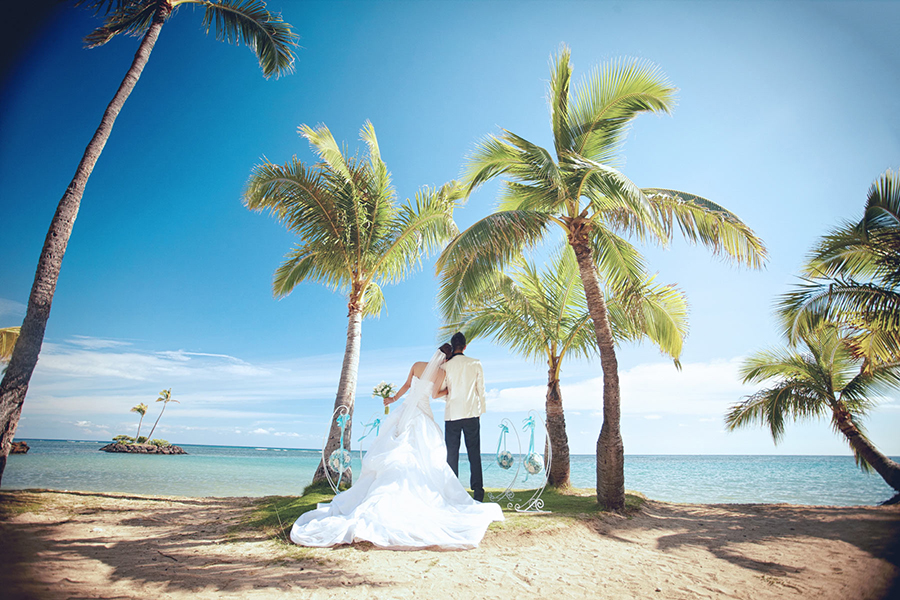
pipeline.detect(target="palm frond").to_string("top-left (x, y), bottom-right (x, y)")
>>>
top-left (644, 188), bottom-right (768, 269)
top-left (435, 210), bottom-right (553, 323)
top-left (549, 44), bottom-right (573, 157)
top-left (83, 0), bottom-right (158, 47)
top-left (0, 327), bottom-right (21, 362)
top-left (373, 182), bottom-right (462, 284)
top-left (198, 0), bottom-right (297, 78)
top-left (299, 124), bottom-right (354, 184)
top-left (587, 226), bottom-right (647, 289)
top-left (272, 244), bottom-right (343, 297)
top-left (568, 57), bottom-right (676, 164)
top-left (360, 282), bottom-right (385, 318)
top-left (725, 384), bottom-right (827, 443)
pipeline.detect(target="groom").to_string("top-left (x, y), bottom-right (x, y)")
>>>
top-left (441, 331), bottom-right (486, 502)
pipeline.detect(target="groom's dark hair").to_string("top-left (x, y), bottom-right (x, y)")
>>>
top-left (450, 332), bottom-right (466, 354)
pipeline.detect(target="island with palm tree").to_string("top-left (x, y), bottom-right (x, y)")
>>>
top-left (100, 389), bottom-right (186, 454)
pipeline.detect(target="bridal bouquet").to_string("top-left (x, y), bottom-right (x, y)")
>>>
top-left (372, 381), bottom-right (395, 415)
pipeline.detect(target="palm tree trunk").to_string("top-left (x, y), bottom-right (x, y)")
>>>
top-left (545, 358), bottom-right (570, 488)
top-left (0, 5), bottom-right (170, 486)
top-left (834, 407), bottom-right (900, 491)
top-left (146, 404), bottom-right (166, 442)
top-left (569, 228), bottom-right (625, 510)
top-left (313, 306), bottom-right (362, 486)
top-left (136, 415), bottom-right (144, 439)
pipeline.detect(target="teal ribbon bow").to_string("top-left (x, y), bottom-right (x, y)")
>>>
top-left (358, 417), bottom-right (382, 442)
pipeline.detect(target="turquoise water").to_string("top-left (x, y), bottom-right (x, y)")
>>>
top-left (4, 439), bottom-right (897, 505)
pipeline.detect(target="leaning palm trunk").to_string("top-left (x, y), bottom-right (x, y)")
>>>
top-left (834, 406), bottom-right (900, 491)
top-left (545, 362), bottom-right (570, 488)
top-left (570, 231), bottom-right (625, 510)
top-left (0, 5), bottom-right (169, 485)
top-left (313, 307), bottom-right (362, 486)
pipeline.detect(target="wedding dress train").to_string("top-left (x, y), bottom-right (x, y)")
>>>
top-left (290, 355), bottom-right (504, 550)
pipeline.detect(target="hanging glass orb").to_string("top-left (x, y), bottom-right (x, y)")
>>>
top-left (328, 448), bottom-right (352, 473)
top-left (524, 452), bottom-right (544, 475)
top-left (497, 450), bottom-right (514, 470)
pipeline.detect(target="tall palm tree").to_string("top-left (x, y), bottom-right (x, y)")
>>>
top-left (436, 45), bottom-right (767, 509)
top-left (727, 326), bottom-right (900, 493)
top-left (244, 122), bottom-right (462, 485)
top-left (0, 0), bottom-right (297, 484)
top-left (446, 246), bottom-right (687, 488)
top-left (780, 170), bottom-right (900, 366)
top-left (131, 402), bottom-right (149, 440)
top-left (146, 388), bottom-right (178, 441)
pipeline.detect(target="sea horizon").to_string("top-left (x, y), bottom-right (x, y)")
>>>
top-left (5, 439), bottom-right (898, 507)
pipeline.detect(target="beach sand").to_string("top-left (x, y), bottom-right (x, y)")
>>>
top-left (1, 490), bottom-right (898, 599)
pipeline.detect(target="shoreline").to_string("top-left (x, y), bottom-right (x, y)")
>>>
top-left (2, 489), bottom-right (898, 599)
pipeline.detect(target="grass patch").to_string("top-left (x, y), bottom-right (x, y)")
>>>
top-left (237, 482), bottom-right (647, 544)
top-left (0, 491), bottom-right (46, 519)
top-left (237, 480), bottom-right (337, 544)
top-left (492, 486), bottom-right (645, 516)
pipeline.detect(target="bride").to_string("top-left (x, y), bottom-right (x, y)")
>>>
top-left (290, 344), bottom-right (504, 550)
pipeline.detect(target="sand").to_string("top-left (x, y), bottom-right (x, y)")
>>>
top-left (1, 489), bottom-right (898, 599)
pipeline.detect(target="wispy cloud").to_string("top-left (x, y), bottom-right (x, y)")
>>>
top-left (0, 297), bottom-right (26, 322)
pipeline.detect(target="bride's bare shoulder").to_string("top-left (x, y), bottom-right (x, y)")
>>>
top-left (410, 361), bottom-right (428, 377)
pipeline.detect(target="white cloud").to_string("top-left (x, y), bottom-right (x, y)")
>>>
top-left (68, 336), bottom-right (133, 350)
top-left (644, 414), bottom-right (663, 420)
top-left (486, 357), bottom-right (755, 418)
top-left (251, 428), bottom-right (273, 435)
top-left (0, 297), bottom-right (26, 321)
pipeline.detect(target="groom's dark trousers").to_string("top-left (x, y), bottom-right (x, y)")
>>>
top-left (446, 416), bottom-right (484, 502)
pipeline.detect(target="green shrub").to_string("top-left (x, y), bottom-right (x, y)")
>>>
top-left (136, 436), bottom-right (147, 444)
top-left (113, 435), bottom-right (135, 444)
top-left (150, 439), bottom-right (170, 447)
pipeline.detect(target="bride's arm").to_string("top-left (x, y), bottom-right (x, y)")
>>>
top-left (385, 365), bottom-right (415, 406)
top-left (431, 370), bottom-right (448, 399)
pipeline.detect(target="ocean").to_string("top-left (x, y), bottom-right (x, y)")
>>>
top-left (3, 439), bottom-right (897, 506)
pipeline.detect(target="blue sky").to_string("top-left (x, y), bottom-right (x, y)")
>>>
top-left (1, 0), bottom-right (898, 456)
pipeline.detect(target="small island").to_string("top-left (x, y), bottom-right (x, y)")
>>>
top-left (99, 441), bottom-right (186, 455)
top-left (101, 389), bottom-right (185, 454)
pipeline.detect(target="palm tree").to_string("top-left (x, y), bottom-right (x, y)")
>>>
top-left (780, 170), bottom-right (900, 366)
top-left (436, 45), bottom-right (767, 509)
top-left (727, 326), bottom-right (900, 494)
top-left (446, 246), bottom-right (687, 488)
top-left (145, 389), bottom-right (178, 442)
top-left (244, 122), bottom-right (462, 485)
top-left (0, 0), bottom-right (297, 484)
top-left (131, 402), bottom-right (149, 440)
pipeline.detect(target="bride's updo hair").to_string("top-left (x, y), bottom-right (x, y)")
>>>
top-left (438, 343), bottom-right (453, 360)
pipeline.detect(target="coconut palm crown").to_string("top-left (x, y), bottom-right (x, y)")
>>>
top-left (245, 121), bottom-right (463, 485)
top-left (779, 170), bottom-right (900, 366)
top-left (727, 326), bottom-right (900, 493)
top-left (0, 0), bottom-right (297, 485)
top-left (437, 45), bottom-right (767, 508)
top-left (446, 245), bottom-right (688, 488)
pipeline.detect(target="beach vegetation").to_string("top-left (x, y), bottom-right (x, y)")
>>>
top-left (0, 0), bottom-right (298, 485)
top-left (727, 324), bottom-right (900, 494)
top-left (445, 246), bottom-right (686, 488)
top-left (112, 435), bottom-right (135, 444)
top-left (145, 388), bottom-right (178, 442)
top-left (436, 45), bottom-right (766, 509)
top-left (244, 122), bottom-right (463, 487)
top-left (149, 439), bottom-right (171, 447)
top-left (779, 169), bottom-right (900, 367)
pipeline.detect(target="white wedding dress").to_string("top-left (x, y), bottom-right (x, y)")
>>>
top-left (291, 354), bottom-right (504, 550)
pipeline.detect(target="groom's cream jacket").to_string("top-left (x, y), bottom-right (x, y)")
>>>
top-left (441, 355), bottom-right (486, 421)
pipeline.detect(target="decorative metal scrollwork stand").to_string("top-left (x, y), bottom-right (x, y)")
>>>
top-left (321, 405), bottom-right (352, 494)
top-left (487, 410), bottom-right (551, 513)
